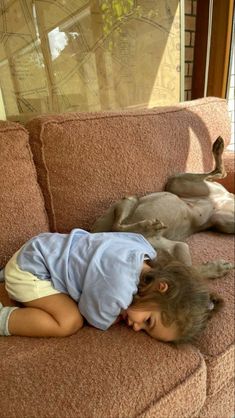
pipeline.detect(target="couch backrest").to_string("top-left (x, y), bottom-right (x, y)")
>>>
top-left (0, 122), bottom-right (49, 266)
top-left (26, 97), bottom-right (231, 233)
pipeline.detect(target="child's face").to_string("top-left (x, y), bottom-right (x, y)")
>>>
top-left (122, 308), bottom-right (178, 342)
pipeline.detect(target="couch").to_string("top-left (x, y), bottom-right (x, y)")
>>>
top-left (0, 97), bottom-right (234, 418)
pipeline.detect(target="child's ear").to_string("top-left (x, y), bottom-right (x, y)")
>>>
top-left (157, 281), bottom-right (168, 293)
top-left (142, 275), bottom-right (168, 292)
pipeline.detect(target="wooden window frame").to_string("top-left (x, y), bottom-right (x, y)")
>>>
top-left (192, 0), bottom-right (234, 99)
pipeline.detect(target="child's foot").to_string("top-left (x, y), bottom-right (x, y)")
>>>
top-left (0, 303), bottom-right (18, 336)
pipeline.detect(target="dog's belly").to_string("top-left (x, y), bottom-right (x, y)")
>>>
top-left (129, 192), bottom-right (193, 240)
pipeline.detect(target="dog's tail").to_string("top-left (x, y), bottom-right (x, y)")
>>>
top-left (0, 268), bottom-right (5, 282)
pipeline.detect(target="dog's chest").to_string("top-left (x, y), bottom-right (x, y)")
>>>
top-left (131, 193), bottom-right (189, 225)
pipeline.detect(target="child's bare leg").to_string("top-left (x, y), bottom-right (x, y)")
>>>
top-left (8, 294), bottom-right (83, 337)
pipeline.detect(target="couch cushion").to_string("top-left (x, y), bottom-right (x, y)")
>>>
top-left (0, 121), bottom-right (49, 267)
top-left (187, 232), bottom-right (234, 398)
top-left (26, 97), bottom-right (231, 232)
top-left (0, 325), bottom-right (206, 418)
top-left (198, 378), bottom-right (234, 418)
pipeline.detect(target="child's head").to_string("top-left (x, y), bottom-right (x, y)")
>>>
top-left (125, 257), bottom-right (223, 343)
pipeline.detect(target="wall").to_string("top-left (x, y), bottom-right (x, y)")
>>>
top-left (184, 0), bottom-right (197, 101)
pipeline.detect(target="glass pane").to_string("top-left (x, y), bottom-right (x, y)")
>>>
top-left (0, 0), bottom-right (182, 121)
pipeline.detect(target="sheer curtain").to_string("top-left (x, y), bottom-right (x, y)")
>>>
top-left (0, 0), bottom-right (183, 122)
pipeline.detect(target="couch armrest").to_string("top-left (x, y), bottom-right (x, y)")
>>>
top-left (216, 151), bottom-right (234, 193)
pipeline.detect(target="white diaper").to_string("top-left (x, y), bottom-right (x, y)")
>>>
top-left (5, 250), bottom-right (60, 302)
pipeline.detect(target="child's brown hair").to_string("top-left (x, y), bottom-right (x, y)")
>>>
top-left (131, 256), bottom-right (223, 343)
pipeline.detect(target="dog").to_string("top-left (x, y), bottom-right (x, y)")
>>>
top-left (91, 137), bottom-right (235, 278)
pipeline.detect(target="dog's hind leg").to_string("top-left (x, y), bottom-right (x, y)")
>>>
top-left (165, 137), bottom-right (227, 198)
top-left (206, 136), bottom-right (227, 180)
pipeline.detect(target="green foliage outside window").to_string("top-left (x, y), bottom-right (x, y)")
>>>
top-left (99, 1), bottom-right (159, 50)
top-left (100, 0), bottom-right (142, 49)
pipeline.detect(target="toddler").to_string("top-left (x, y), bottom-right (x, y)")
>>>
top-left (0, 229), bottom-right (221, 342)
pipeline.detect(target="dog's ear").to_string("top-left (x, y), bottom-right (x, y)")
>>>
top-left (208, 293), bottom-right (224, 318)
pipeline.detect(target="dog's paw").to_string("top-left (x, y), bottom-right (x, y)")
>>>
top-left (213, 137), bottom-right (224, 155)
top-left (207, 171), bottom-right (227, 181)
top-left (121, 195), bottom-right (138, 202)
top-left (151, 219), bottom-right (167, 231)
top-left (202, 259), bottom-right (234, 278)
top-left (141, 219), bottom-right (167, 235)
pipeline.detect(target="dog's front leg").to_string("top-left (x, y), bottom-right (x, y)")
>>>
top-left (194, 260), bottom-right (234, 279)
top-left (148, 236), bottom-right (192, 266)
top-left (148, 237), bottom-right (234, 279)
top-left (92, 196), bottom-right (139, 233)
top-left (112, 197), bottom-right (166, 234)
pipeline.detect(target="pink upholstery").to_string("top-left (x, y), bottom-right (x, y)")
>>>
top-left (0, 121), bottom-right (49, 267)
top-left (26, 97), bottom-right (231, 232)
top-left (0, 97), bottom-right (234, 418)
top-left (0, 327), bottom-right (207, 418)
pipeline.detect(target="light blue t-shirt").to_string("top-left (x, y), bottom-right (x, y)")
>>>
top-left (17, 229), bottom-right (156, 330)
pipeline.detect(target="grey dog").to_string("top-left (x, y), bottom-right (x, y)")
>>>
top-left (92, 137), bottom-right (234, 279)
